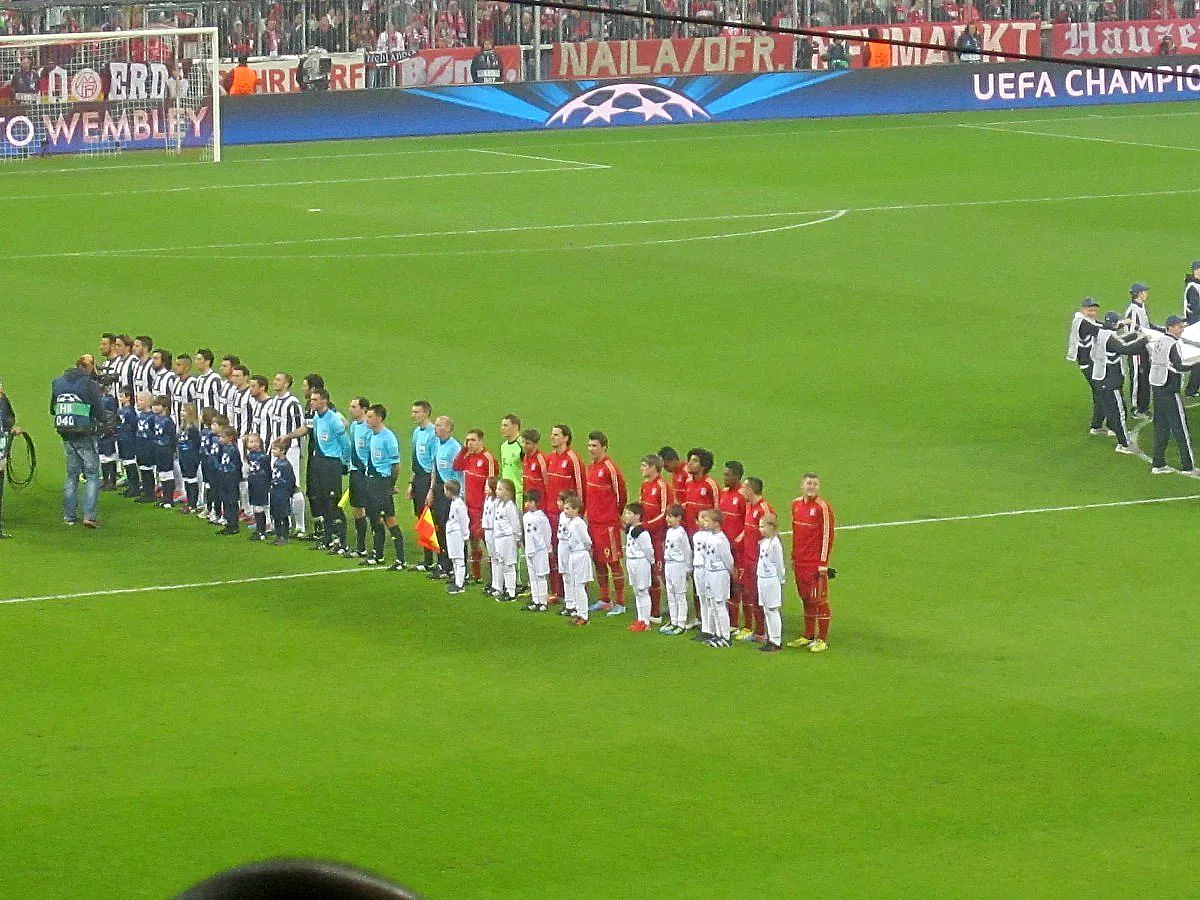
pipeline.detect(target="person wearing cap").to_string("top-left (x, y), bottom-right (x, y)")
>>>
top-left (1183, 261), bottom-right (1200, 398)
top-left (1148, 315), bottom-right (1198, 475)
top-left (1124, 282), bottom-right (1154, 419)
top-left (1066, 298), bottom-right (1108, 435)
top-left (1089, 311), bottom-right (1148, 455)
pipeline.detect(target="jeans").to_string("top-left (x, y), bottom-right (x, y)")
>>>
top-left (63, 435), bottom-right (100, 522)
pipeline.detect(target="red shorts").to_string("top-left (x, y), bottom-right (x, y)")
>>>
top-left (589, 522), bottom-right (623, 564)
top-left (468, 505), bottom-right (484, 541)
top-left (794, 564), bottom-right (828, 602)
top-left (740, 560), bottom-right (758, 604)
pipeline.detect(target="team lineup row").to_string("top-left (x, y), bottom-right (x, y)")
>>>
top-left (92, 334), bottom-right (837, 652)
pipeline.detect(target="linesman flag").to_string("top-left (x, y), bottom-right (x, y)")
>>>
top-left (416, 505), bottom-right (440, 553)
top-left (337, 488), bottom-right (352, 515)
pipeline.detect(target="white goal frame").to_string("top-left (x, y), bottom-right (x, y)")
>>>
top-left (0, 25), bottom-right (221, 162)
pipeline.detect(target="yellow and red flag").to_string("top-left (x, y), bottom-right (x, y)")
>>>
top-left (415, 505), bottom-right (440, 553)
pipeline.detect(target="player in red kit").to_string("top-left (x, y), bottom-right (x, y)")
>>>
top-left (659, 446), bottom-right (690, 518)
top-left (789, 472), bottom-right (835, 653)
top-left (545, 423), bottom-right (584, 601)
top-left (452, 428), bottom-right (498, 582)
top-left (638, 453), bottom-right (673, 622)
top-left (683, 447), bottom-right (719, 534)
top-left (584, 430), bottom-right (627, 613)
top-left (717, 460), bottom-right (747, 633)
top-left (739, 476), bottom-right (774, 642)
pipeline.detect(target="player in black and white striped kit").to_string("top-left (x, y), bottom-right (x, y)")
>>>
top-left (149, 349), bottom-right (179, 401)
top-left (192, 349), bottom-right (223, 419)
top-left (1066, 298), bottom-right (1107, 435)
top-left (1090, 311), bottom-right (1149, 455)
top-left (214, 355), bottom-right (240, 422)
top-left (263, 373), bottom-right (308, 537)
top-left (1184, 261), bottom-right (1200, 399)
top-left (113, 335), bottom-right (138, 399)
top-left (1149, 315), bottom-right (1198, 475)
top-left (1124, 282), bottom-right (1153, 419)
top-left (132, 336), bottom-right (155, 397)
top-left (170, 355), bottom-right (197, 424)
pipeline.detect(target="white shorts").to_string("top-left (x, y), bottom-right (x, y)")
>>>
top-left (526, 549), bottom-right (550, 578)
top-left (494, 534), bottom-right (517, 566)
top-left (757, 578), bottom-right (783, 610)
top-left (627, 557), bottom-right (652, 591)
top-left (705, 570), bottom-right (731, 603)
top-left (446, 532), bottom-right (466, 561)
top-left (664, 564), bottom-right (689, 595)
top-left (569, 552), bottom-right (594, 585)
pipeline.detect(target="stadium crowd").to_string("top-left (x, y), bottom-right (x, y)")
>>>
top-left (1066, 268), bottom-right (1200, 474)
top-left (51, 334), bottom-right (839, 654)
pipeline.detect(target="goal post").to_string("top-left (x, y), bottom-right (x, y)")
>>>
top-left (0, 26), bottom-right (221, 163)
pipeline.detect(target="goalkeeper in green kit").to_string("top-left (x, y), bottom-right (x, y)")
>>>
top-left (499, 413), bottom-right (527, 594)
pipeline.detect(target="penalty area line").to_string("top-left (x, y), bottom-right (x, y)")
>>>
top-left (3, 493), bottom-right (1196, 608)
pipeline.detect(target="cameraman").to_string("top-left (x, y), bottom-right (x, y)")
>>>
top-left (297, 46), bottom-right (331, 91)
top-left (0, 377), bottom-right (24, 538)
top-left (51, 354), bottom-right (106, 528)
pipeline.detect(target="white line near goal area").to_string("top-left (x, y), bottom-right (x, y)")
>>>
top-left (2, 493), bottom-right (1194, 608)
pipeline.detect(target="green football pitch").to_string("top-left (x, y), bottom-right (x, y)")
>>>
top-left (4, 102), bottom-right (1200, 898)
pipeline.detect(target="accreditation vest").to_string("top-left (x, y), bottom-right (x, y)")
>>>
top-left (228, 65), bottom-right (258, 95)
top-left (865, 41), bottom-right (891, 68)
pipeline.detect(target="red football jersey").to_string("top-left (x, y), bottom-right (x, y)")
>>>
top-left (669, 466), bottom-right (689, 512)
top-left (523, 450), bottom-right (551, 513)
top-left (718, 486), bottom-right (747, 552)
top-left (546, 448), bottom-right (584, 510)
top-left (584, 455), bottom-right (627, 526)
top-left (452, 447), bottom-right (497, 510)
top-left (683, 474), bottom-right (719, 533)
top-left (742, 497), bottom-right (775, 564)
top-left (639, 475), bottom-right (672, 533)
top-left (791, 495), bottom-right (835, 564)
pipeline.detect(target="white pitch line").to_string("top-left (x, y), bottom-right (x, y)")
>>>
top-left (205, 209), bottom-right (850, 260)
top-left (469, 147), bottom-right (611, 169)
top-left (16, 184), bottom-right (1200, 263)
top-left (0, 567), bottom-right (383, 606)
top-left (3, 493), bottom-right (1196, 607)
top-left (0, 164), bottom-right (603, 202)
top-left (980, 110), bottom-right (1200, 126)
top-left (959, 122), bottom-right (1200, 153)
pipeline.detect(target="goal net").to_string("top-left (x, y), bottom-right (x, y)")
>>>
top-left (0, 26), bottom-right (220, 163)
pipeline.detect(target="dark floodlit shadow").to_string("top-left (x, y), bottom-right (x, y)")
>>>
top-left (175, 859), bottom-right (422, 900)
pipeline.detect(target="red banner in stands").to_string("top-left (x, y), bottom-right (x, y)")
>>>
top-left (220, 46), bottom-right (522, 94)
top-left (551, 35), bottom-right (795, 80)
top-left (806, 20), bottom-right (1041, 67)
top-left (1051, 19), bottom-right (1200, 58)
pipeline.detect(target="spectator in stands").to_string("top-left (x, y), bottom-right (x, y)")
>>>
top-left (1149, 0), bottom-right (1179, 17)
top-left (445, 0), bottom-right (469, 45)
top-left (983, 0), bottom-right (1006, 18)
top-left (1159, 33), bottom-right (1178, 53)
top-left (405, 14), bottom-right (430, 49)
top-left (10, 55), bottom-right (38, 100)
top-left (906, 1), bottom-right (928, 21)
top-left (1182, 0), bottom-right (1200, 16)
top-left (224, 54), bottom-right (258, 94)
top-left (225, 20), bottom-right (253, 60)
top-left (261, 18), bottom-right (285, 56)
top-left (930, 0), bottom-right (959, 21)
top-left (861, 0), bottom-right (889, 22)
top-left (433, 13), bottom-right (454, 47)
top-left (166, 61), bottom-right (190, 100)
top-left (1097, 0), bottom-right (1122, 19)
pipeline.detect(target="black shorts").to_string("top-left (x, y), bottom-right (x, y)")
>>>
top-left (348, 470), bottom-right (368, 509)
top-left (363, 475), bottom-right (396, 521)
top-left (411, 468), bottom-right (432, 516)
top-left (309, 454), bottom-right (344, 502)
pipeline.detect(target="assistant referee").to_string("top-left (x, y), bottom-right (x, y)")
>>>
top-left (303, 388), bottom-right (350, 553)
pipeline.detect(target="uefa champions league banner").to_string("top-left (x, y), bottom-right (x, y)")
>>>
top-left (222, 56), bottom-right (1200, 145)
top-left (0, 98), bottom-right (212, 154)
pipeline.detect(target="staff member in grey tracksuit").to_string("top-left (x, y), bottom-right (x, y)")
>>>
top-left (1183, 261), bottom-right (1200, 398)
top-left (1149, 315), bottom-right (1198, 475)
top-left (1066, 297), bottom-right (1107, 435)
top-left (1090, 311), bottom-right (1148, 455)
top-left (1124, 282), bottom-right (1153, 418)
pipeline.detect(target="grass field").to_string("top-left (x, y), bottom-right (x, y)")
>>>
top-left (5, 102), bottom-right (1200, 898)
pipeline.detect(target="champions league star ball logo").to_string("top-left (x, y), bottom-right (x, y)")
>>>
top-left (545, 83), bottom-right (710, 127)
